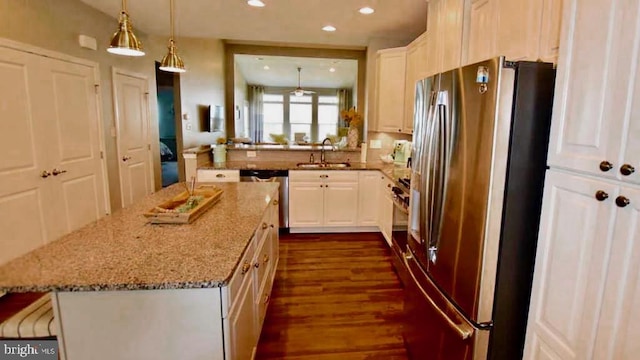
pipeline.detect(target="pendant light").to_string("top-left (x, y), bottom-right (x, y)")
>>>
top-left (107, 0), bottom-right (145, 56)
top-left (159, 0), bottom-right (186, 73)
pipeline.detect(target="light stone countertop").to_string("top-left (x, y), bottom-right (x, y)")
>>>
top-left (183, 144), bottom-right (361, 154)
top-left (0, 182), bottom-right (279, 293)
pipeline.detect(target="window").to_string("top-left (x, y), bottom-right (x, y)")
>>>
top-left (263, 94), bottom-right (284, 137)
top-left (262, 90), bottom-right (339, 143)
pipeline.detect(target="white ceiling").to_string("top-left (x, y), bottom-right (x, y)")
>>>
top-left (235, 55), bottom-right (358, 88)
top-left (80, 0), bottom-right (427, 47)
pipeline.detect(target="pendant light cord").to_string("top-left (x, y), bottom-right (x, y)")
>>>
top-left (170, 0), bottom-right (175, 41)
top-left (122, 0), bottom-right (126, 13)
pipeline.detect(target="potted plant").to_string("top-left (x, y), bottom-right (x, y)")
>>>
top-left (340, 107), bottom-right (363, 149)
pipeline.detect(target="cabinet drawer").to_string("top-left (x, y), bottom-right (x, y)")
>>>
top-left (226, 235), bottom-right (256, 314)
top-left (290, 170), bottom-right (358, 182)
top-left (255, 264), bottom-right (275, 333)
top-left (253, 224), bottom-right (272, 293)
top-left (197, 169), bottom-right (240, 182)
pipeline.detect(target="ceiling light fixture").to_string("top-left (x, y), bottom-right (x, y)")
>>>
top-left (107, 0), bottom-right (145, 56)
top-left (359, 7), bottom-right (375, 14)
top-left (247, 0), bottom-right (265, 7)
top-left (263, 65), bottom-right (270, 70)
top-left (322, 25), bottom-right (337, 32)
top-left (159, 0), bottom-right (186, 73)
top-left (329, 67), bottom-right (336, 72)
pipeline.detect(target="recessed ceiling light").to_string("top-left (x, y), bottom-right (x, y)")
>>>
top-left (263, 65), bottom-right (270, 70)
top-left (329, 67), bottom-right (336, 72)
top-left (359, 7), bottom-right (375, 14)
top-left (247, 0), bottom-right (265, 7)
top-left (322, 25), bottom-right (336, 32)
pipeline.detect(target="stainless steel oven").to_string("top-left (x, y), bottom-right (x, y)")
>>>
top-left (390, 183), bottom-right (410, 286)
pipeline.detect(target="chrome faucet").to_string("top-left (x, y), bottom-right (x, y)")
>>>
top-left (320, 137), bottom-right (334, 164)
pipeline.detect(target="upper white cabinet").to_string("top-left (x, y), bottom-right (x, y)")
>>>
top-left (547, 0), bottom-right (639, 185)
top-left (426, 0), bottom-right (464, 76)
top-left (374, 48), bottom-right (406, 133)
top-left (404, 33), bottom-right (429, 134)
top-left (462, 0), bottom-right (562, 65)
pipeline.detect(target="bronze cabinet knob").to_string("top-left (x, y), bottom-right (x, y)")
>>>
top-left (620, 164), bottom-right (635, 176)
top-left (595, 190), bottom-right (609, 202)
top-left (41, 170), bottom-right (51, 178)
top-left (599, 160), bottom-right (614, 172)
top-left (615, 196), bottom-right (630, 208)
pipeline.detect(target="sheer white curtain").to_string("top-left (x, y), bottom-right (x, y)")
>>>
top-left (248, 85), bottom-right (264, 143)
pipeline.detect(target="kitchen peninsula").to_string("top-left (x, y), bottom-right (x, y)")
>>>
top-left (0, 182), bottom-right (280, 360)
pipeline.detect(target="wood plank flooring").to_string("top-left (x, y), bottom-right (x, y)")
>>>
top-left (256, 232), bottom-right (408, 360)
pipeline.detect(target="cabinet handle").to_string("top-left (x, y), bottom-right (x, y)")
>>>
top-left (263, 254), bottom-right (269, 263)
top-left (620, 164), bottom-right (635, 176)
top-left (51, 168), bottom-right (67, 176)
top-left (216, 173), bottom-right (226, 178)
top-left (273, 199), bottom-right (279, 205)
top-left (262, 222), bottom-right (268, 229)
top-left (320, 184), bottom-right (323, 188)
top-left (595, 190), bottom-right (609, 202)
top-left (41, 170), bottom-right (51, 178)
top-left (615, 196), bottom-right (630, 208)
top-left (325, 185), bottom-right (328, 188)
top-left (320, 174), bottom-right (329, 178)
top-left (241, 261), bottom-right (251, 275)
top-left (398, 128), bottom-right (402, 132)
top-left (387, 184), bottom-right (392, 188)
top-left (254, 262), bottom-right (260, 269)
top-left (599, 160), bottom-right (613, 172)
top-left (122, 155), bottom-right (132, 162)
top-left (270, 224), bottom-right (275, 228)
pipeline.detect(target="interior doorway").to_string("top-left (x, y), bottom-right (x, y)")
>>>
top-left (155, 62), bottom-right (183, 187)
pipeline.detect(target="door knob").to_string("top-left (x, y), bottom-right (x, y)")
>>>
top-left (122, 156), bottom-right (132, 162)
top-left (41, 170), bottom-right (51, 178)
top-left (620, 164), bottom-right (635, 176)
top-left (273, 199), bottom-right (279, 205)
top-left (599, 160), bottom-right (614, 172)
top-left (615, 196), bottom-right (630, 208)
top-left (595, 190), bottom-right (609, 202)
top-left (51, 168), bottom-right (67, 176)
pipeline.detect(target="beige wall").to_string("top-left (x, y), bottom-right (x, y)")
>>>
top-left (0, 0), bottom-right (225, 210)
top-left (234, 62), bottom-right (248, 137)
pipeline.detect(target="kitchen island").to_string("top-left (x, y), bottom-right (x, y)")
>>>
top-left (0, 182), bottom-right (280, 360)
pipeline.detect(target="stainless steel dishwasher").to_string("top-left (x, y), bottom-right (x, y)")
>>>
top-left (239, 169), bottom-right (289, 229)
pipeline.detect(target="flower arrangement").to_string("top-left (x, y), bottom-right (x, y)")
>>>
top-left (340, 107), bottom-right (362, 128)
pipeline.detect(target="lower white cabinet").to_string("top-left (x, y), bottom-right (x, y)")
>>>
top-left (524, 170), bottom-right (640, 359)
top-left (379, 176), bottom-right (395, 245)
top-left (196, 169), bottom-right (240, 182)
top-left (289, 170), bottom-right (359, 229)
top-left (227, 271), bottom-right (256, 360)
top-left (357, 171), bottom-right (380, 226)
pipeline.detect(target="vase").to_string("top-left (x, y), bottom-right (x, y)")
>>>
top-left (347, 127), bottom-right (358, 149)
top-left (213, 144), bottom-right (226, 164)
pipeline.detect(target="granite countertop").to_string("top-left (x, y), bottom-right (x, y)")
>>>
top-left (183, 144), bottom-right (362, 154)
top-left (0, 182), bottom-right (279, 292)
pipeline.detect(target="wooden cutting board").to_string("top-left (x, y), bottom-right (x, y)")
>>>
top-left (143, 185), bottom-right (223, 224)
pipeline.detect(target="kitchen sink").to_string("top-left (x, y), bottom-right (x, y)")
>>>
top-left (296, 162), bottom-right (351, 168)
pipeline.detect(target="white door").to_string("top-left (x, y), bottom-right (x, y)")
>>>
top-left (524, 170), bottom-right (617, 359)
top-left (0, 47), bottom-right (51, 264)
top-left (289, 182), bottom-right (323, 227)
top-left (43, 57), bottom-right (107, 240)
top-left (547, 0), bottom-right (638, 178)
top-left (323, 181), bottom-right (359, 227)
top-left (357, 172), bottom-right (380, 226)
top-left (113, 69), bottom-right (153, 207)
top-left (592, 185), bottom-right (640, 359)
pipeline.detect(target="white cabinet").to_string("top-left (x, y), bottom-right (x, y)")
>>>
top-left (196, 169), bottom-right (240, 182)
top-left (404, 33), bottom-right (428, 134)
top-left (425, 0), bottom-right (464, 76)
top-left (463, 0), bottom-right (562, 65)
top-left (289, 171), bottom-right (359, 229)
top-left (546, 0), bottom-right (639, 184)
top-left (357, 171), bottom-right (380, 226)
top-left (374, 48), bottom-right (406, 133)
top-left (525, 171), bottom-right (640, 359)
top-left (227, 271), bottom-right (256, 360)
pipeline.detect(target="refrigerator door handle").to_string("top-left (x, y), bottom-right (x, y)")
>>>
top-left (419, 90), bottom-right (438, 247)
top-left (404, 252), bottom-right (475, 340)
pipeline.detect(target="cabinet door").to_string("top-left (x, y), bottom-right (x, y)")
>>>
top-left (494, 0), bottom-right (543, 61)
top-left (357, 171), bottom-right (380, 226)
top-left (538, 0), bottom-right (563, 63)
top-left (404, 44), bottom-right (418, 134)
top-left (375, 49), bottom-right (406, 133)
top-left (426, 0), bottom-right (443, 76)
top-left (229, 274), bottom-right (256, 360)
top-left (593, 185), bottom-right (640, 359)
top-left (323, 181), bottom-right (359, 226)
top-left (547, 0), bottom-right (638, 179)
top-left (620, 41), bottom-right (640, 185)
top-left (524, 170), bottom-right (617, 360)
top-left (465, 0), bottom-right (496, 65)
top-left (379, 177), bottom-right (394, 245)
top-left (440, 0), bottom-right (464, 72)
top-left (289, 182), bottom-right (324, 227)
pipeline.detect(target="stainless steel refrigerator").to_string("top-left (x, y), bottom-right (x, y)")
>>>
top-left (404, 57), bottom-right (556, 360)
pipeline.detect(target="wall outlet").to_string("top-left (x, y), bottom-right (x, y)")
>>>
top-left (185, 123), bottom-right (192, 131)
top-left (369, 139), bottom-right (382, 149)
top-left (246, 151), bottom-right (257, 158)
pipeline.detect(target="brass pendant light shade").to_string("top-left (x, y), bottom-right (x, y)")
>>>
top-left (107, 0), bottom-right (145, 56)
top-left (159, 0), bottom-right (186, 73)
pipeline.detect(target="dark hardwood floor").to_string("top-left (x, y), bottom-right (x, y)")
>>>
top-left (256, 232), bottom-right (408, 360)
